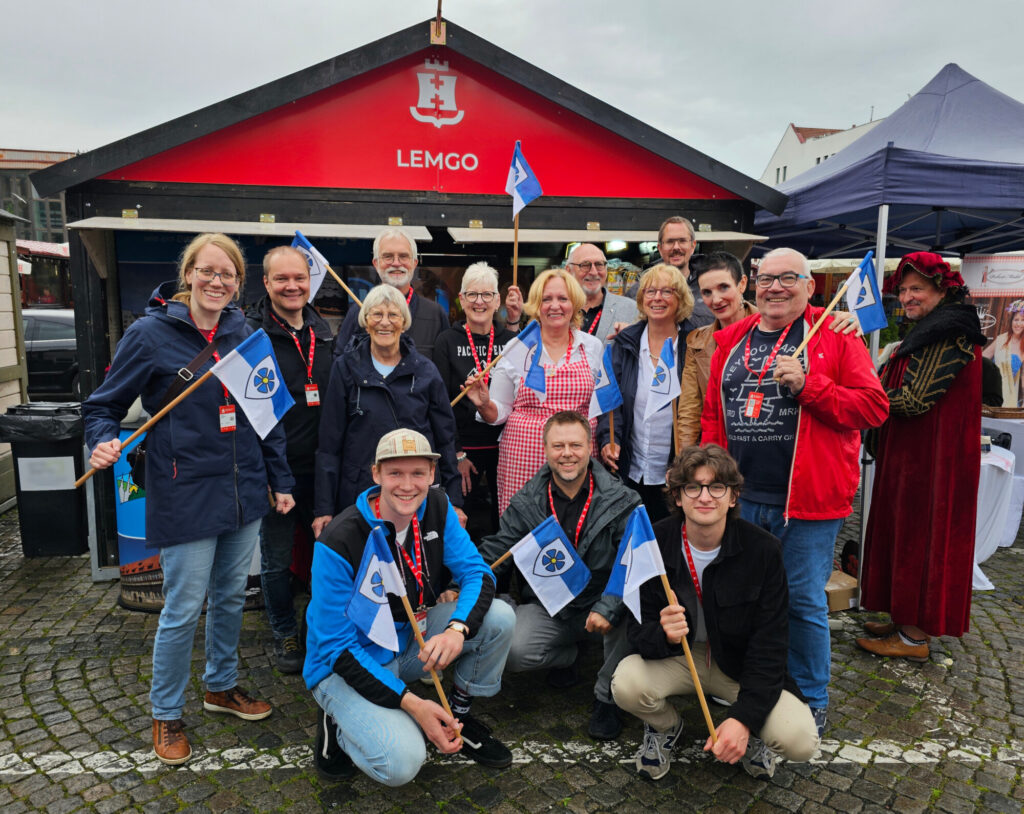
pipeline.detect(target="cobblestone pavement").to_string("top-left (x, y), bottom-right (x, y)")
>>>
top-left (0, 507), bottom-right (1022, 813)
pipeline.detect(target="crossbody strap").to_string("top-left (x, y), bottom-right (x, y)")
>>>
top-left (155, 338), bottom-right (221, 412)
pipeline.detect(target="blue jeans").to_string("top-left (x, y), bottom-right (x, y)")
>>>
top-left (151, 520), bottom-right (261, 720)
top-left (739, 500), bottom-right (841, 710)
top-left (312, 599), bottom-right (515, 786)
top-left (260, 474), bottom-right (314, 641)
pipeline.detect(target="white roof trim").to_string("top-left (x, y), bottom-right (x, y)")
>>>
top-left (66, 217), bottom-right (431, 240)
top-left (447, 227), bottom-right (766, 243)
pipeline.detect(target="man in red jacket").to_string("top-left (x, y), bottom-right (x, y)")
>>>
top-left (699, 247), bottom-right (888, 738)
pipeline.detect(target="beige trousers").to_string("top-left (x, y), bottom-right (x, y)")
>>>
top-left (611, 643), bottom-right (818, 762)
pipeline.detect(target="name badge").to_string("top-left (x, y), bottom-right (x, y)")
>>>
top-left (305, 384), bottom-right (321, 406)
top-left (743, 392), bottom-right (764, 420)
top-left (219, 404), bottom-right (237, 432)
top-left (414, 609), bottom-right (428, 636)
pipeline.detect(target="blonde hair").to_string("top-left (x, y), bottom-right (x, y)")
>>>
top-left (636, 263), bottom-right (694, 323)
top-left (358, 284), bottom-right (412, 332)
top-left (172, 233), bottom-right (246, 305)
top-left (524, 268), bottom-right (585, 330)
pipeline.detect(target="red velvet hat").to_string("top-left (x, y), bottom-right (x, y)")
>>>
top-left (884, 251), bottom-right (965, 294)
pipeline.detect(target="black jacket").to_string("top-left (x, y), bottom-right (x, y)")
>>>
top-left (245, 296), bottom-right (333, 475)
top-left (333, 289), bottom-right (449, 362)
top-left (628, 515), bottom-right (803, 734)
top-left (596, 317), bottom-right (708, 477)
top-left (477, 461), bottom-right (641, 624)
top-left (314, 334), bottom-right (462, 515)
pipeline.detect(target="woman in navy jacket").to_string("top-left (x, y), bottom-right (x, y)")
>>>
top-left (84, 233), bottom-right (295, 767)
top-left (312, 285), bottom-right (464, 537)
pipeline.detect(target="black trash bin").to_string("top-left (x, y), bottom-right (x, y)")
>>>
top-left (0, 401), bottom-right (88, 557)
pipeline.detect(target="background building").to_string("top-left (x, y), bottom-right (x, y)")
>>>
top-left (0, 148), bottom-right (74, 243)
top-left (760, 121), bottom-right (883, 186)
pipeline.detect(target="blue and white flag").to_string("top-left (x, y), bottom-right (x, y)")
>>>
top-left (347, 526), bottom-right (407, 652)
top-left (499, 319), bottom-right (547, 401)
top-left (844, 250), bottom-right (887, 335)
top-left (292, 230), bottom-right (329, 300)
top-left (643, 336), bottom-right (681, 422)
top-left (210, 329), bottom-right (295, 439)
top-left (589, 343), bottom-right (623, 417)
top-left (505, 141), bottom-right (543, 219)
top-left (510, 515), bottom-right (591, 616)
top-left (604, 506), bottom-right (666, 622)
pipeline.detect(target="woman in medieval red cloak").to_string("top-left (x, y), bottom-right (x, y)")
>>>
top-left (857, 252), bottom-right (986, 662)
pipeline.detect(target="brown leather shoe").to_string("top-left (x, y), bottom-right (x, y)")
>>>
top-left (153, 719), bottom-right (191, 765)
top-left (862, 620), bottom-right (897, 637)
top-left (204, 686), bottom-right (272, 721)
top-left (856, 633), bottom-right (929, 663)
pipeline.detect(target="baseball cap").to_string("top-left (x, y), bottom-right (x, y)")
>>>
top-left (374, 428), bottom-right (440, 464)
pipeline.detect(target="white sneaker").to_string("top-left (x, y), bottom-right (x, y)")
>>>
top-left (742, 736), bottom-right (780, 779)
top-left (635, 719), bottom-right (684, 780)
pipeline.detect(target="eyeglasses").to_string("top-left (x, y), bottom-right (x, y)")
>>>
top-left (568, 261), bottom-right (607, 272)
top-left (643, 287), bottom-right (677, 300)
top-left (366, 310), bottom-right (403, 324)
top-left (461, 291), bottom-right (497, 303)
top-left (753, 272), bottom-right (808, 289)
top-left (660, 238), bottom-right (692, 247)
top-left (193, 267), bottom-right (238, 285)
top-left (680, 482), bottom-right (729, 499)
top-left (379, 252), bottom-right (413, 265)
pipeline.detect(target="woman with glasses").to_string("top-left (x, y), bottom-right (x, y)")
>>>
top-left (596, 264), bottom-right (710, 521)
top-left (434, 263), bottom-right (516, 536)
top-left (83, 233), bottom-right (295, 766)
top-left (313, 284), bottom-right (464, 537)
top-left (464, 268), bottom-right (603, 515)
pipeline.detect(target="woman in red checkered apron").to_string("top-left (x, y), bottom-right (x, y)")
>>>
top-left (463, 269), bottom-right (604, 514)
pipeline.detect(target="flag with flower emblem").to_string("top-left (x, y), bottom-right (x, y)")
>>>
top-left (347, 526), bottom-right (406, 651)
top-left (509, 515), bottom-right (591, 615)
top-left (210, 329), bottom-right (295, 438)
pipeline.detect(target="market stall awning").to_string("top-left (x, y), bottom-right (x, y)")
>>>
top-left (447, 227), bottom-right (766, 243)
top-left (65, 217), bottom-right (431, 241)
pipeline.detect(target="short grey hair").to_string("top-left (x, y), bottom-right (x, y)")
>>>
top-left (357, 284), bottom-right (412, 332)
top-left (372, 227), bottom-right (418, 263)
top-left (761, 247), bottom-right (811, 278)
top-left (460, 262), bottom-right (500, 294)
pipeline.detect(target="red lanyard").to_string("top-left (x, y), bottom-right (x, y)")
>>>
top-left (542, 335), bottom-right (575, 375)
top-left (586, 309), bottom-right (603, 335)
top-left (681, 525), bottom-right (703, 605)
top-left (743, 322), bottom-right (793, 390)
top-left (464, 323), bottom-right (495, 384)
top-left (269, 312), bottom-right (316, 382)
top-left (188, 314), bottom-right (229, 401)
top-left (548, 472), bottom-right (594, 549)
top-left (405, 287), bottom-right (414, 305)
top-left (374, 496), bottom-right (424, 606)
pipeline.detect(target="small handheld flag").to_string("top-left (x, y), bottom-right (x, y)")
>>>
top-left (505, 141), bottom-right (543, 219)
top-left (347, 527), bottom-right (407, 652)
top-left (291, 231), bottom-right (330, 300)
top-left (590, 344), bottom-right (623, 417)
top-left (510, 515), bottom-right (591, 616)
top-left (643, 336), bottom-right (681, 422)
top-left (604, 506), bottom-right (666, 622)
top-left (844, 251), bottom-right (887, 335)
top-left (498, 320), bottom-right (547, 400)
top-left (210, 329), bottom-right (295, 439)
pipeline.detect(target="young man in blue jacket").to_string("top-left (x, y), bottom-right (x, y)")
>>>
top-left (304, 429), bottom-right (515, 786)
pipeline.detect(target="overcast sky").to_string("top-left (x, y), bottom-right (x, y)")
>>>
top-left (4, 0), bottom-right (1024, 180)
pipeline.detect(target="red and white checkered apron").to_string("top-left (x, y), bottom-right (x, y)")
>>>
top-left (496, 342), bottom-right (596, 515)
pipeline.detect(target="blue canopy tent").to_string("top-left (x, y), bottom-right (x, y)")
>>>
top-left (755, 63), bottom-right (1024, 261)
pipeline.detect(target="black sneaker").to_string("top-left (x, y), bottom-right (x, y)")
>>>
top-left (315, 709), bottom-right (356, 782)
top-left (545, 662), bottom-right (580, 689)
top-left (588, 699), bottom-right (622, 740)
top-left (459, 714), bottom-right (512, 769)
top-left (274, 635), bottom-right (304, 675)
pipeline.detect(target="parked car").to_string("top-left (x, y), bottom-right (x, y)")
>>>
top-left (23, 309), bottom-right (80, 400)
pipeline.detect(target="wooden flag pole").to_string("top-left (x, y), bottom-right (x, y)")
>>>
top-left (609, 410), bottom-right (616, 449)
top-left (512, 213), bottom-right (520, 289)
top-left (74, 369), bottom-right (215, 488)
top-left (490, 549), bottom-right (513, 571)
top-left (784, 278), bottom-right (851, 363)
top-left (324, 263), bottom-right (364, 309)
top-left (398, 593), bottom-right (462, 742)
top-left (450, 349), bottom-right (506, 407)
top-left (660, 574), bottom-right (718, 745)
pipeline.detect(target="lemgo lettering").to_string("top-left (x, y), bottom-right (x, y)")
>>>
top-left (396, 149), bottom-right (479, 171)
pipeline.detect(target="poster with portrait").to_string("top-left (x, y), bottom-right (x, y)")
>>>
top-left (964, 254), bottom-right (1024, 407)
